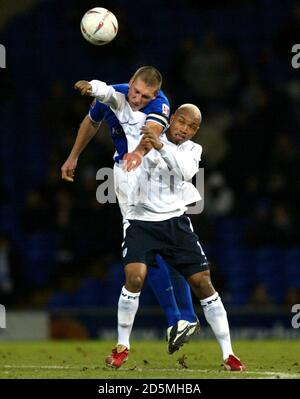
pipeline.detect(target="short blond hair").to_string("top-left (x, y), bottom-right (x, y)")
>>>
top-left (176, 103), bottom-right (202, 125)
top-left (131, 66), bottom-right (162, 91)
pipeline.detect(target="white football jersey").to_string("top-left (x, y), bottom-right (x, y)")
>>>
top-left (126, 134), bottom-right (202, 221)
top-left (89, 80), bottom-right (202, 221)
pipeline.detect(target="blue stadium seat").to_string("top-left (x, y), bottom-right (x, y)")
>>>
top-left (75, 277), bottom-right (107, 307)
top-left (284, 249), bottom-right (300, 289)
top-left (46, 292), bottom-right (77, 309)
top-left (216, 217), bottom-right (247, 245)
top-left (22, 233), bottom-right (58, 287)
top-left (254, 247), bottom-right (285, 303)
top-left (0, 205), bottom-right (18, 234)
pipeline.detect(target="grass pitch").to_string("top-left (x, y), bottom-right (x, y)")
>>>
top-left (0, 340), bottom-right (299, 379)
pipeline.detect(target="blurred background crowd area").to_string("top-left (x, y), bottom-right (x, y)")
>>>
top-left (1, 0), bottom-right (300, 310)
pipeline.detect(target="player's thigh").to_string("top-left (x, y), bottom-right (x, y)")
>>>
top-left (122, 219), bottom-right (163, 266)
top-left (188, 269), bottom-right (212, 287)
top-left (171, 215), bottom-right (208, 267)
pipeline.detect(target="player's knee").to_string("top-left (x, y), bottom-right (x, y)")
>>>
top-left (198, 270), bottom-right (212, 289)
top-left (127, 274), bottom-right (144, 291)
top-left (190, 270), bottom-right (215, 298)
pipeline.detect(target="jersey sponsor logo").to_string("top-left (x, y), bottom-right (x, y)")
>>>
top-left (112, 127), bottom-right (124, 135)
top-left (162, 103), bottom-right (170, 117)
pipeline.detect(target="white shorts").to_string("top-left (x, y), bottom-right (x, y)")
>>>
top-left (113, 162), bottom-right (140, 219)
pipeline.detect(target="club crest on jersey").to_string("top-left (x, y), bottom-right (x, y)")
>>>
top-left (162, 103), bottom-right (170, 117)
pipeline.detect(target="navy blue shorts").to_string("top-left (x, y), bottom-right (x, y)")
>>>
top-left (122, 215), bottom-right (209, 278)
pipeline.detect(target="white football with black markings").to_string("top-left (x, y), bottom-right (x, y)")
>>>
top-left (80, 7), bottom-right (118, 46)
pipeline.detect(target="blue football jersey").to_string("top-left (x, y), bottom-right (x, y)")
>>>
top-left (89, 83), bottom-right (170, 162)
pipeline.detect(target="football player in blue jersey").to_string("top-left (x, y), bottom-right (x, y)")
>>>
top-left (61, 66), bottom-right (199, 353)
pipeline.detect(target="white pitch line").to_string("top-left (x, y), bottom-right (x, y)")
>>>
top-left (3, 365), bottom-right (79, 370)
top-left (2, 365), bottom-right (300, 378)
top-left (136, 368), bottom-right (300, 379)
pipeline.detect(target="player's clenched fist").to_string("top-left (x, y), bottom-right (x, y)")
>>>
top-left (122, 151), bottom-right (143, 171)
top-left (141, 126), bottom-right (163, 151)
top-left (74, 80), bottom-right (93, 96)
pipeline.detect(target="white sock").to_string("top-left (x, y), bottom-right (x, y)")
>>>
top-left (117, 286), bottom-right (140, 349)
top-left (200, 292), bottom-right (233, 360)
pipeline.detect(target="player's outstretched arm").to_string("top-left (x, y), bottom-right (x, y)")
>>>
top-left (76, 80), bottom-right (125, 111)
top-left (61, 115), bottom-right (100, 182)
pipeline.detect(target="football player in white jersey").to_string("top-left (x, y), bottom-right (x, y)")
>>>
top-left (90, 100), bottom-right (245, 372)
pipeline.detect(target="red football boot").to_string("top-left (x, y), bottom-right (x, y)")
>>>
top-left (223, 354), bottom-right (246, 371)
top-left (105, 345), bottom-right (129, 369)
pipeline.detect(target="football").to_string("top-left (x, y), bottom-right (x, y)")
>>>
top-left (80, 7), bottom-right (118, 46)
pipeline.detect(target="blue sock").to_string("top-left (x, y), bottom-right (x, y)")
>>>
top-left (166, 260), bottom-right (198, 323)
top-left (147, 256), bottom-right (180, 327)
